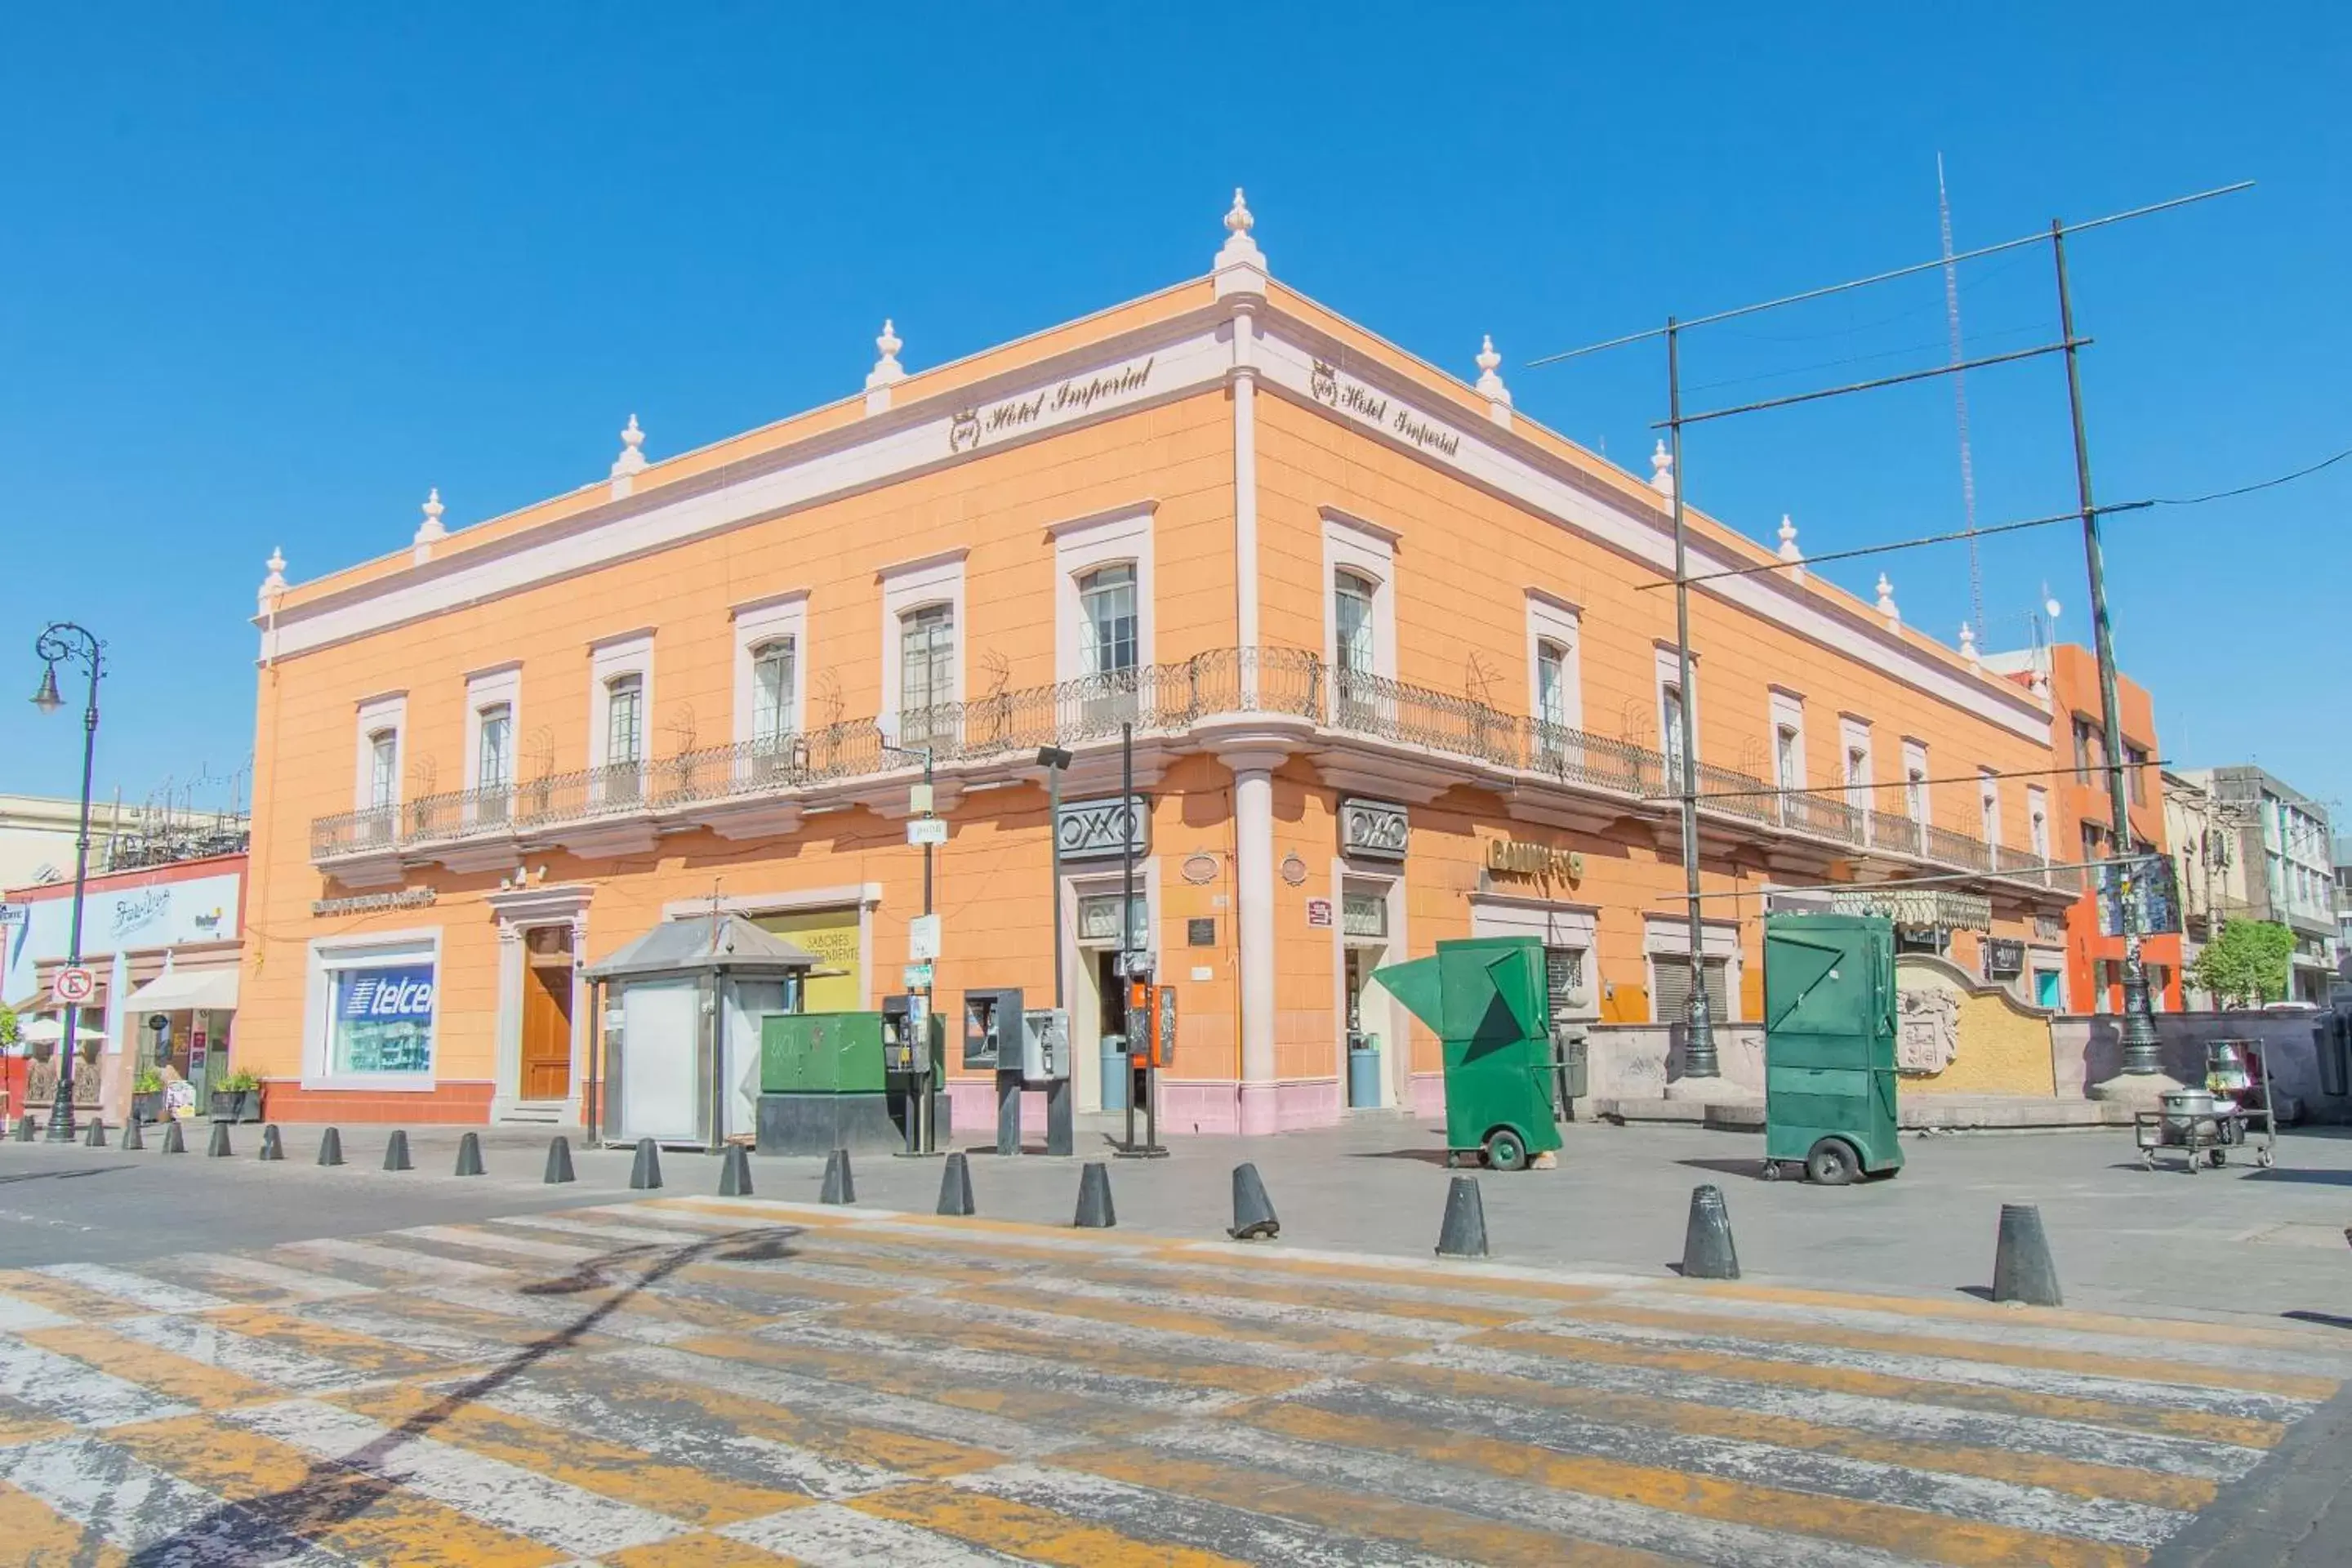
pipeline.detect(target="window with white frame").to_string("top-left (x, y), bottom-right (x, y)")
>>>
top-left (1334, 571), bottom-right (1377, 675)
top-left (368, 730), bottom-right (399, 809)
top-left (606, 674), bottom-right (644, 765)
top-left (1321, 513), bottom-right (1396, 710)
top-left (1902, 739), bottom-right (1930, 823)
top-left (476, 704), bottom-right (512, 792)
top-left (751, 640), bottom-right (796, 747)
top-left (898, 603), bottom-right (956, 746)
top-left (354, 692), bottom-right (407, 843)
top-left (1078, 564), bottom-right (1138, 679)
top-left (2027, 786), bottom-right (2051, 864)
top-left (1980, 768), bottom-right (2001, 847)
top-left (1535, 641), bottom-right (1571, 729)
top-left (307, 933), bottom-right (440, 1086)
top-left (1660, 684), bottom-right (1687, 779)
top-left (1839, 717), bottom-right (1873, 816)
top-left (587, 631), bottom-right (653, 794)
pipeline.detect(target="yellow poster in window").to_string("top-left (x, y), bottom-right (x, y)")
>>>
top-left (756, 908), bottom-right (862, 1013)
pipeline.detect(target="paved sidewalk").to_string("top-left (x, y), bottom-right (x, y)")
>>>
top-left (2, 1193), bottom-right (2348, 1565)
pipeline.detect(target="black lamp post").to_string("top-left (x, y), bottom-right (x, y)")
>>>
top-left (30, 622), bottom-right (103, 1143)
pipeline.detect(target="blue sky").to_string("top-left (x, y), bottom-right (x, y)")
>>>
top-left (3, 2), bottom-right (2345, 824)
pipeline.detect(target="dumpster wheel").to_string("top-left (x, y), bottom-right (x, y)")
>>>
top-left (1804, 1138), bottom-right (1860, 1187)
top-left (1484, 1128), bottom-right (1530, 1172)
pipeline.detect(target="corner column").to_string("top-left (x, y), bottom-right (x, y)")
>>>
top-left (1226, 745), bottom-right (1288, 1135)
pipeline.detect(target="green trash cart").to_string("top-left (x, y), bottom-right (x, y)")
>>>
top-left (1760, 912), bottom-right (1904, 1186)
top-left (1374, 937), bottom-right (1564, 1172)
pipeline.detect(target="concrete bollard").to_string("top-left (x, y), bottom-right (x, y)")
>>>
top-left (454, 1132), bottom-right (485, 1177)
top-left (629, 1138), bottom-right (662, 1191)
top-left (317, 1128), bottom-right (345, 1167)
top-left (382, 1130), bottom-right (412, 1172)
top-left (1073, 1161), bottom-right (1117, 1229)
top-left (1227, 1162), bottom-right (1281, 1241)
top-left (259, 1125), bottom-right (285, 1162)
top-left (13, 1116), bottom-right (33, 1143)
top-left (936, 1152), bottom-right (976, 1217)
top-left (206, 1121), bottom-right (233, 1158)
top-left (84, 1119), bottom-right (108, 1149)
top-left (1679, 1184), bottom-right (1740, 1280)
top-left (120, 1117), bottom-right (145, 1152)
top-left (161, 1120), bottom-right (187, 1155)
top-left (719, 1144), bottom-right (754, 1197)
top-left (818, 1148), bottom-right (854, 1205)
top-left (1436, 1176), bottom-right (1489, 1258)
top-left (543, 1136), bottom-right (576, 1184)
top-left (1992, 1202), bottom-right (2063, 1307)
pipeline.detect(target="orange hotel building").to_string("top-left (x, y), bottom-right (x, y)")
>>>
top-left (238, 194), bottom-right (2080, 1134)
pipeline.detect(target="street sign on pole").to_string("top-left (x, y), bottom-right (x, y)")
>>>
top-left (907, 817), bottom-right (948, 847)
top-left (52, 966), bottom-right (96, 1006)
top-left (902, 961), bottom-right (934, 991)
top-left (908, 914), bottom-right (942, 961)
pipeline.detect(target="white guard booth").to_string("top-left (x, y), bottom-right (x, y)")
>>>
top-left (581, 913), bottom-right (813, 1150)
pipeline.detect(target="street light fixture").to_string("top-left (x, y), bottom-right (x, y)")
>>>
top-left (29, 622), bottom-right (104, 1142)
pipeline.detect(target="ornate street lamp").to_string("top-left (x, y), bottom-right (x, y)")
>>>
top-left (29, 623), bottom-right (103, 1142)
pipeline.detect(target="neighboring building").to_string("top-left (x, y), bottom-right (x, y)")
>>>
top-left (0, 791), bottom-right (248, 893)
top-left (2, 853), bottom-right (247, 1125)
top-left (2335, 835), bottom-right (2352, 983)
top-left (237, 194), bottom-right (2078, 1132)
top-left (1977, 643), bottom-right (2181, 1014)
top-left (2167, 766), bottom-right (2336, 1004)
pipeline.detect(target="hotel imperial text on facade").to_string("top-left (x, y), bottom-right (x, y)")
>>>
top-left (239, 194), bottom-right (2078, 1132)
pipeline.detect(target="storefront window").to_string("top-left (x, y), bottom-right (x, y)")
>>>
top-left (1077, 893), bottom-right (1147, 950)
top-left (325, 957), bottom-right (436, 1076)
top-left (1341, 891), bottom-right (1388, 939)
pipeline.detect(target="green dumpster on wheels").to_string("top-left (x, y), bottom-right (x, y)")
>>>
top-left (1761, 911), bottom-right (1903, 1185)
top-left (1374, 937), bottom-right (1563, 1171)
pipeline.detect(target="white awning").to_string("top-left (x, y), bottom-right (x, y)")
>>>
top-left (18, 1017), bottom-right (106, 1044)
top-left (123, 969), bottom-right (240, 1013)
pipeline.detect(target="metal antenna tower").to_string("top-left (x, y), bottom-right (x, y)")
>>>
top-left (1938, 153), bottom-right (1985, 636)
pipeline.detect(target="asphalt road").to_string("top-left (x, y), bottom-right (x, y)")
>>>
top-left (0, 1118), bottom-right (2348, 1564)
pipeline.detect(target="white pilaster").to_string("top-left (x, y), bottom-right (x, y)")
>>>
top-left (1229, 751), bottom-right (1284, 1135)
top-left (1232, 310), bottom-right (1261, 702)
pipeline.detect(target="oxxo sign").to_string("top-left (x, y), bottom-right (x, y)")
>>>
top-left (1486, 838), bottom-right (1584, 884)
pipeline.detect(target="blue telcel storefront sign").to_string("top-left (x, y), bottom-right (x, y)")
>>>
top-left (331, 963), bottom-right (436, 1075)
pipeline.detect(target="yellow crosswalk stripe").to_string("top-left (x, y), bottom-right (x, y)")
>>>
top-left (0, 1476), bottom-right (127, 1566)
top-left (199, 1305), bottom-right (469, 1380)
top-left (586, 1360), bottom-right (1013, 1477)
top-left (1580, 1298), bottom-right (2338, 1401)
top-left (1473, 1325), bottom-right (2286, 1449)
top-left (950, 1278), bottom-right (1433, 1361)
top-left (849, 1479), bottom-right (1254, 1567)
top-left (20, 1325), bottom-right (274, 1410)
top-left (604, 1530), bottom-right (805, 1566)
top-left (0, 1273), bottom-right (144, 1322)
top-left (1062, 1442), bottom-right (1677, 1568)
top-left (843, 1302), bottom-right (1321, 1396)
top-left (1153, 1245), bottom-right (1615, 1307)
top-left (1370, 1358), bottom-right (2216, 1512)
top-left (1245, 1400), bottom-right (2149, 1568)
top-left (1076, 1258), bottom-right (1538, 1328)
top-left (107, 1411), bottom-right (569, 1566)
top-left (330, 1383), bottom-right (815, 1527)
top-left (0, 1403), bottom-right (73, 1448)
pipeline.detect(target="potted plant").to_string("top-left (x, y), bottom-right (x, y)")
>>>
top-left (210, 1067), bottom-right (263, 1124)
top-left (131, 1065), bottom-right (166, 1125)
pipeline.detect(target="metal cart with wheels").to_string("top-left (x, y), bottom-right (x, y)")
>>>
top-left (2132, 1040), bottom-right (2277, 1173)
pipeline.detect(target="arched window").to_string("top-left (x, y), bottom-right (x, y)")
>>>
top-left (751, 639), bottom-right (796, 746)
top-left (1077, 564), bottom-right (1138, 678)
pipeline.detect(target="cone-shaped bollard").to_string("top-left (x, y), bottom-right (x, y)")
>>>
top-left (1227, 1162), bottom-right (1280, 1241)
top-left (1991, 1202), bottom-right (2063, 1307)
top-left (1436, 1176), bottom-right (1489, 1258)
top-left (454, 1132), bottom-right (485, 1177)
top-left (629, 1138), bottom-right (663, 1191)
top-left (818, 1148), bottom-right (854, 1205)
top-left (1074, 1161), bottom-right (1117, 1228)
top-left (719, 1144), bottom-right (754, 1197)
top-left (936, 1152), bottom-right (975, 1216)
top-left (259, 1125), bottom-right (285, 1162)
top-left (543, 1136), bottom-right (576, 1184)
top-left (317, 1128), bottom-right (345, 1167)
top-left (382, 1130), bottom-right (412, 1172)
top-left (1680, 1184), bottom-right (1740, 1280)
top-left (207, 1121), bottom-right (233, 1158)
top-left (14, 1115), bottom-right (33, 1142)
top-left (161, 1120), bottom-right (187, 1154)
top-left (84, 1119), bottom-right (108, 1148)
top-left (121, 1116), bottom-right (145, 1152)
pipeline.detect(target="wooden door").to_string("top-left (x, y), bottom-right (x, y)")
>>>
top-left (522, 927), bottom-right (575, 1101)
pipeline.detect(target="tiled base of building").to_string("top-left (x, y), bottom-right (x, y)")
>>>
top-left (258, 1080), bottom-right (497, 1124)
top-left (946, 1076), bottom-right (1361, 1136)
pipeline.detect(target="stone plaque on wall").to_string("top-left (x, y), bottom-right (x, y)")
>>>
top-left (1339, 798), bottom-right (1410, 862)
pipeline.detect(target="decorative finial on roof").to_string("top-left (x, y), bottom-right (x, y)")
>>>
top-left (1474, 334), bottom-right (1512, 406)
top-left (1959, 620), bottom-right (1980, 668)
top-left (865, 318), bottom-right (906, 414)
top-left (1648, 439), bottom-right (1674, 499)
top-left (1875, 572), bottom-right (1900, 628)
top-left (259, 546), bottom-right (287, 612)
top-left (412, 488), bottom-right (446, 562)
top-left (612, 415), bottom-right (647, 477)
top-left (1214, 186), bottom-right (1266, 290)
top-left (1775, 514), bottom-right (1805, 581)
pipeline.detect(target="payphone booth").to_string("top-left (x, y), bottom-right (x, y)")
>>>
top-left (963, 987), bottom-right (1074, 1156)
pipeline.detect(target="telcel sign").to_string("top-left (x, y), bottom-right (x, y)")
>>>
top-left (1485, 838), bottom-right (1584, 884)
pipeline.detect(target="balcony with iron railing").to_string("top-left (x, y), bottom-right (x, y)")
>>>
top-left (309, 644), bottom-right (2074, 896)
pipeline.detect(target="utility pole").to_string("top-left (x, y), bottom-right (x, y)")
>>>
top-left (2052, 221), bottom-right (2169, 1094)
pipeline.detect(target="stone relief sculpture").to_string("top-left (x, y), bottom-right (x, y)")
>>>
top-left (1896, 987), bottom-right (1961, 1075)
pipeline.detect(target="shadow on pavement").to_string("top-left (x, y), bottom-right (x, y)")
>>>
top-left (1348, 1149), bottom-right (1453, 1166)
top-left (2283, 1309), bottom-right (2352, 1331)
top-left (0, 1167), bottom-right (128, 1186)
top-left (1675, 1157), bottom-right (1775, 1181)
top-left (2241, 1168), bottom-right (2352, 1185)
top-left (128, 1222), bottom-right (801, 1566)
